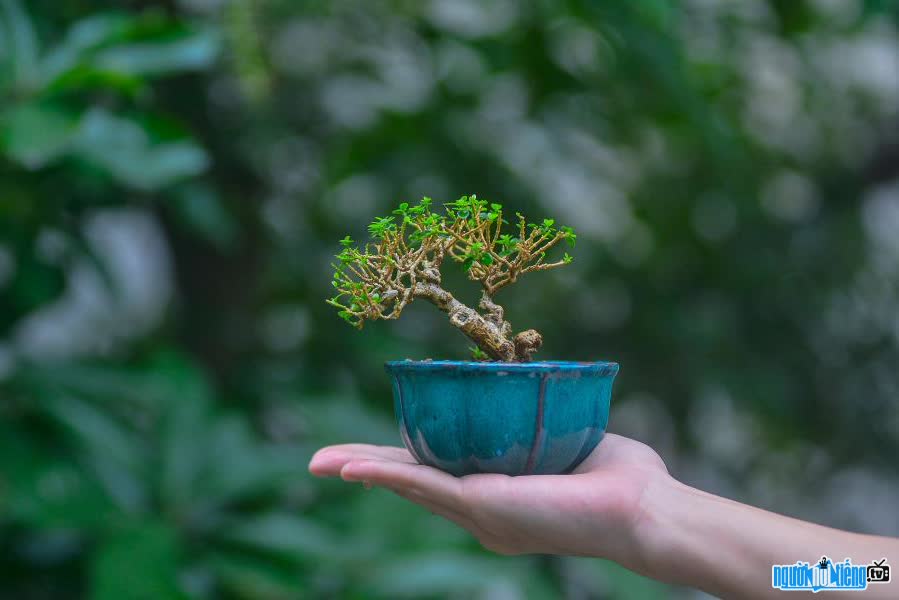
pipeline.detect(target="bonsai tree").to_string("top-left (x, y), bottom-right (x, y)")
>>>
top-left (327, 195), bottom-right (576, 362)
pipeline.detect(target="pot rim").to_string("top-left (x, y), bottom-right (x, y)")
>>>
top-left (384, 359), bottom-right (619, 375)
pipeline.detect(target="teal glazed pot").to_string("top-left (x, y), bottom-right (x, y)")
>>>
top-left (385, 360), bottom-right (618, 477)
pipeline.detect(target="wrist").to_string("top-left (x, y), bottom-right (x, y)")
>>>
top-left (628, 472), bottom-right (776, 596)
top-left (628, 472), bottom-right (701, 583)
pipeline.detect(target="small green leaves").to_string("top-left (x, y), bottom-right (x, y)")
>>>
top-left (367, 216), bottom-right (396, 238)
top-left (410, 217), bottom-right (443, 242)
top-left (337, 310), bottom-right (357, 326)
top-left (537, 218), bottom-right (557, 238)
top-left (461, 241), bottom-right (493, 271)
top-left (469, 346), bottom-right (489, 361)
top-left (327, 195), bottom-right (576, 329)
top-left (447, 195), bottom-right (472, 219)
top-left (337, 248), bottom-right (353, 264)
top-left (497, 234), bottom-right (519, 256)
top-left (409, 197), bottom-right (431, 216)
top-left (447, 194), bottom-right (493, 221)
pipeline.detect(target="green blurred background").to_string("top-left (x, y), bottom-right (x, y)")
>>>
top-left (1, 0), bottom-right (898, 598)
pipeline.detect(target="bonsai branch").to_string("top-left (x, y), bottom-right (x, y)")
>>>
top-left (413, 283), bottom-right (519, 361)
top-left (328, 196), bottom-right (575, 362)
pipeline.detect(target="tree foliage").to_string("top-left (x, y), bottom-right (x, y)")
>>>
top-left (328, 195), bottom-right (575, 360)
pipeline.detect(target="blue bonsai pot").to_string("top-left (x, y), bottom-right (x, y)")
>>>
top-left (385, 360), bottom-right (618, 477)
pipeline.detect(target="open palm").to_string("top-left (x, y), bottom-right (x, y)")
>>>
top-left (309, 433), bottom-right (670, 569)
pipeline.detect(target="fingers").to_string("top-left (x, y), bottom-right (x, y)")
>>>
top-left (308, 444), bottom-right (417, 476)
top-left (340, 458), bottom-right (465, 510)
top-left (310, 445), bottom-right (467, 518)
top-left (389, 486), bottom-right (480, 532)
top-left (311, 447), bottom-right (487, 536)
top-left (313, 452), bottom-right (531, 556)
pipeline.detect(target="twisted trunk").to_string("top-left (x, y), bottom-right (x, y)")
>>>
top-left (413, 284), bottom-right (541, 362)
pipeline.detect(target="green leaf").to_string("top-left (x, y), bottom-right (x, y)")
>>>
top-left (158, 392), bottom-right (209, 511)
top-left (301, 395), bottom-right (399, 447)
top-left (0, 103), bottom-right (79, 168)
top-left (368, 553), bottom-right (511, 597)
top-left (42, 396), bottom-right (147, 511)
top-left (0, 0), bottom-right (40, 91)
top-left (38, 14), bottom-right (134, 87)
top-left (91, 521), bottom-right (186, 600)
top-left (205, 553), bottom-right (306, 599)
top-left (43, 396), bottom-right (143, 473)
top-left (44, 65), bottom-right (144, 96)
top-left (0, 425), bottom-right (118, 529)
top-left (367, 216), bottom-right (396, 238)
top-left (469, 346), bottom-right (489, 360)
top-left (193, 417), bottom-right (309, 506)
top-left (600, 560), bottom-right (670, 600)
top-left (221, 512), bottom-right (342, 560)
top-left (91, 27), bottom-right (220, 76)
top-left (72, 108), bottom-right (209, 190)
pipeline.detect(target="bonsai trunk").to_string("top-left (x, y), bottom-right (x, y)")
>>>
top-left (413, 283), bottom-right (542, 362)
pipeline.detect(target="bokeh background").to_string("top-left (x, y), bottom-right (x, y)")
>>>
top-left (2, 0), bottom-right (898, 598)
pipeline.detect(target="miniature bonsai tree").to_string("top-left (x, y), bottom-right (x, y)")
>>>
top-left (327, 195), bottom-right (576, 362)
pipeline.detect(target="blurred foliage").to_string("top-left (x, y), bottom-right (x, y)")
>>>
top-left (1, 0), bottom-right (898, 598)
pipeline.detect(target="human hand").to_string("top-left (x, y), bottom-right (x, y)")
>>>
top-left (308, 433), bottom-right (671, 570)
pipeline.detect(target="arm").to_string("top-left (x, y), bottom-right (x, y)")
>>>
top-left (636, 475), bottom-right (899, 598)
top-left (309, 434), bottom-right (898, 599)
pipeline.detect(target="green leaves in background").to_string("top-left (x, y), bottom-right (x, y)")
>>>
top-left (2, 103), bottom-right (210, 191)
top-left (3, 352), bottom-right (317, 598)
top-left (74, 108), bottom-right (209, 191)
top-left (3, 3), bottom-right (221, 94)
top-left (2, 0), bottom-right (898, 598)
top-left (91, 521), bottom-right (186, 600)
top-left (0, 1), bottom-right (217, 189)
top-left (1, 102), bottom-right (78, 168)
top-left (0, 0), bottom-right (39, 90)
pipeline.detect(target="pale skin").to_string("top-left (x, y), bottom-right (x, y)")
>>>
top-left (309, 434), bottom-right (899, 599)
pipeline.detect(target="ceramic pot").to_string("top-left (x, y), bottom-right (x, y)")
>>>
top-left (385, 360), bottom-right (618, 476)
